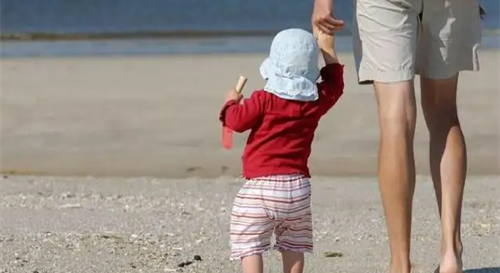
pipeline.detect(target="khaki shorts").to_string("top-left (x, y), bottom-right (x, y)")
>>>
top-left (353, 0), bottom-right (482, 84)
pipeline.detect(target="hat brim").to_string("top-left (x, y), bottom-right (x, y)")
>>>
top-left (259, 57), bottom-right (319, 102)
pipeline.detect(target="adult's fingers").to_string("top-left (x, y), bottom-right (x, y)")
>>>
top-left (316, 23), bottom-right (332, 34)
top-left (323, 16), bottom-right (345, 29)
top-left (316, 17), bottom-right (345, 33)
top-left (329, 16), bottom-right (345, 26)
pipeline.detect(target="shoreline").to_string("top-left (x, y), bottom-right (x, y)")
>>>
top-left (0, 30), bottom-right (285, 41)
top-left (1, 36), bottom-right (499, 59)
top-left (1, 29), bottom-right (499, 42)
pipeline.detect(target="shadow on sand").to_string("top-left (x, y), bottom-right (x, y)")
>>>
top-left (465, 268), bottom-right (500, 273)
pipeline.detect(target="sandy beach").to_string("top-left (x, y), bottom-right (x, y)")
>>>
top-left (1, 50), bottom-right (499, 272)
top-left (0, 175), bottom-right (499, 273)
top-left (1, 51), bottom-right (499, 177)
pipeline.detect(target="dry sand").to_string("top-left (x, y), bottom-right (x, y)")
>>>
top-left (0, 175), bottom-right (499, 273)
top-left (1, 51), bottom-right (499, 177)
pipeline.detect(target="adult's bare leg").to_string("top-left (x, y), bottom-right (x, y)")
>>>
top-left (421, 75), bottom-right (465, 273)
top-left (374, 80), bottom-right (417, 273)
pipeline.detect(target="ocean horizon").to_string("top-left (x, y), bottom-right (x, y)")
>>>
top-left (1, 0), bottom-right (498, 57)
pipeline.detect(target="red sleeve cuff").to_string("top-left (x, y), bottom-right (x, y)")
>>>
top-left (320, 63), bottom-right (344, 83)
top-left (219, 100), bottom-right (239, 124)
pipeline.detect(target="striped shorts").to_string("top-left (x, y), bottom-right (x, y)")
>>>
top-left (229, 175), bottom-right (313, 260)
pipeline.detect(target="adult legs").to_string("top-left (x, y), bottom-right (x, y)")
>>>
top-left (416, 0), bottom-right (481, 271)
top-left (421, 75), bottom-right (465, 273)
top-left (353, 0), bottom-right (421, 271)
top-left (375, 81), bottom-right (417, 273)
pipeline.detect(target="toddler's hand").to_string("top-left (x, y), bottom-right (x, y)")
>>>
top-left (313, 26), bottom-right (335, 52)
top-left (225, 88), bottom-right (243, 103)
top-left (313, 26), bottom-right (338, 64)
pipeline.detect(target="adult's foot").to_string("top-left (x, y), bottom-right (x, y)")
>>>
top-left (388, 262), bottom-right (412, 273)
top-left (435, 248), bottom-right (463, 273)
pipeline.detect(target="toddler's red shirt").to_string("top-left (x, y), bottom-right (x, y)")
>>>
top-left (219, 63), bottom-right (344, 179)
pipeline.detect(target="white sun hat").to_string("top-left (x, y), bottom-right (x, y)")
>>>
top-left (260, 28), bottom-right (320, 101)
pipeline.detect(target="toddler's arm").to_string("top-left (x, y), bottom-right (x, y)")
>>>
top-left (314, 28), bottom-right (344, 115)
top-left (314, 27), bottom-right (339, 65)
top-left (219, 91), bottom-right (264, 133)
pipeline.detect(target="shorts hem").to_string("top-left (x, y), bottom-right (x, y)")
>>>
top-left (358, 68), bottom-right (414, 84)
top-left (417, 65), bottom-right (480, 80)
top-left (230, 248), bottom-right (269, 261)
top-left (273, 245), bottom-right (313, 254)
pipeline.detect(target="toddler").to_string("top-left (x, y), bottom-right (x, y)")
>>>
top-left (219, 28), bottom-right (344, 273)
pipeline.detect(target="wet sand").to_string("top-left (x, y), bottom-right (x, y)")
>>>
top-left (1, 51), bottom-right (499, 177)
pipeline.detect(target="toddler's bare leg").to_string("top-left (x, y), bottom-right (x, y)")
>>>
top-left (282, 250), bottom-right (305, 273)
top-left (241, 254), bottom-right (264, 273)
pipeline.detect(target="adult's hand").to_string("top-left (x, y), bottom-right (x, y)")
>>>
top-left (312, 0), bottom-right (345, 34)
